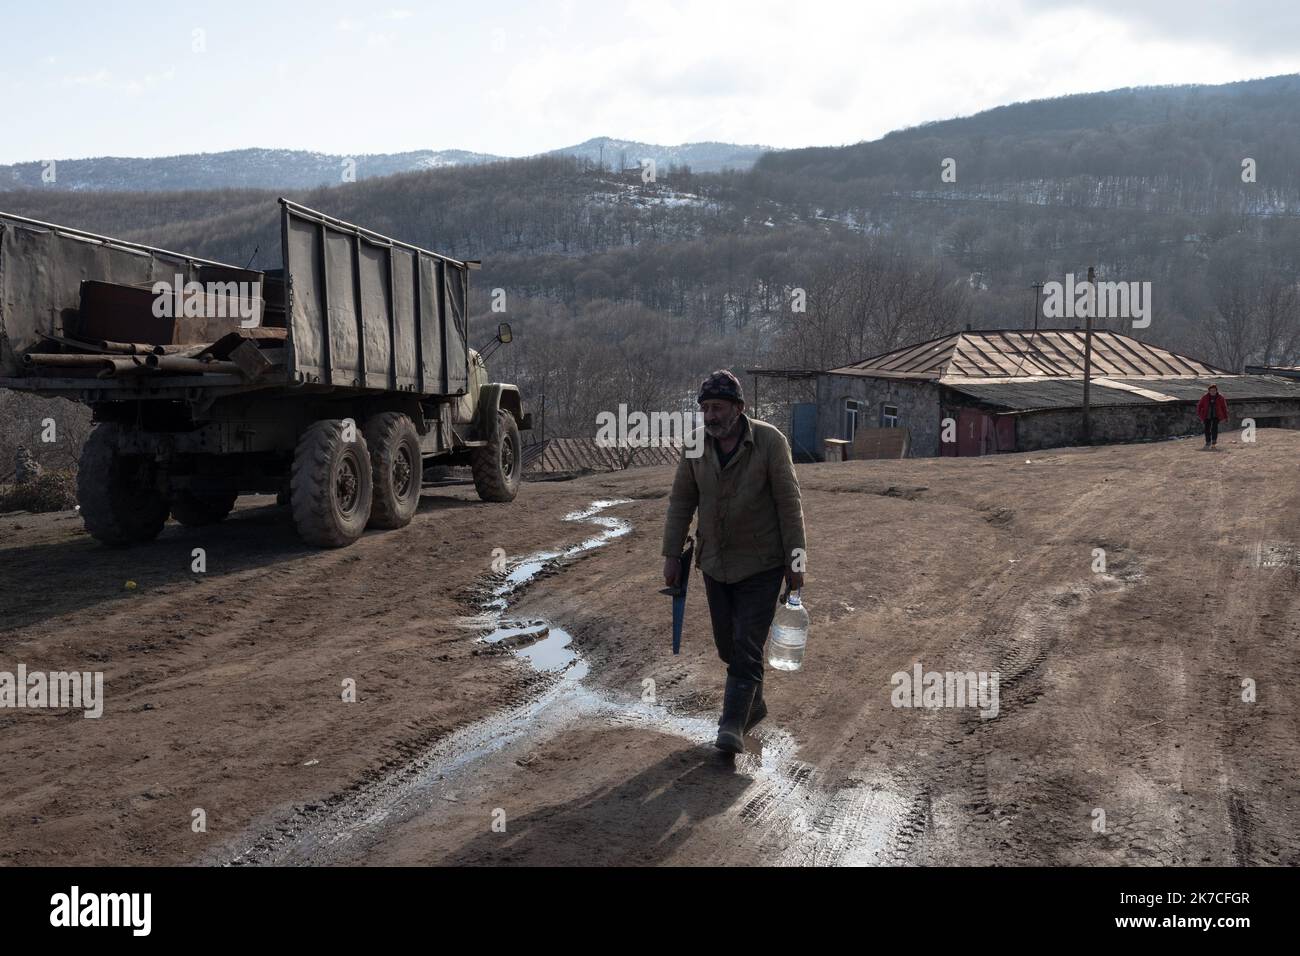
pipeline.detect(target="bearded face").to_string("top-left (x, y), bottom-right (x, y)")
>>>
top-left (702, 399), bottom-right (741, 439)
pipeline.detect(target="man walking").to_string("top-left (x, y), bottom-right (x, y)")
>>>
top-left (662, 370), bottom-right (807, 754)
top-left (1197, 384), bottom-right (1228, 449)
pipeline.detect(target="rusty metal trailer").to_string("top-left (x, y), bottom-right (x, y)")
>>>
top-left (0, 201), bottom-right (529, 547)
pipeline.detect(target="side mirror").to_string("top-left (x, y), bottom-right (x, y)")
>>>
top-left (497, 322), bottom-right (513, 344)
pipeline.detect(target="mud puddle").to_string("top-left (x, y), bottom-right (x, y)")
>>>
top-left (217, 499), bottom-right (911, 866)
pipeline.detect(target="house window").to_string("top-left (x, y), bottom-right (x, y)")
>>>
top-left (844, 399), bottom-right (863, 441)
top-left (882, 404), bottom-right (899, 428)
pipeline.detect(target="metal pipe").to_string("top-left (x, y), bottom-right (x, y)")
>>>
top-left (23, 353), bottom-right (117, 368)
top-left (36, 332), bottom-right (168, 356)
top-left (96, 340), bottom-right (167, 355)
top-left (143, 356), bottom-right (242, 376)
top-left (92, 355), bottom-right (241, 377)
top-left (96, 358), bottom-right (148, 378)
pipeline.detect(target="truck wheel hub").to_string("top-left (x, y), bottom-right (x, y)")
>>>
top-left (393, 447), bottom-right (414, 496)
top-left (337, 458), bottom-right (360, 514)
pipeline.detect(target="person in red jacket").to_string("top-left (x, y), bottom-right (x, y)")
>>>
top-left (1196, 384), bottom-right (1228, 449)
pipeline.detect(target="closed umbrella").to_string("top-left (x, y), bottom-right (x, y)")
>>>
top-left (659, 535), bottom-right (695, 655)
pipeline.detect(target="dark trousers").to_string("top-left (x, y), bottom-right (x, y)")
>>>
top-left (701, 565), bottom-right (786, 683)
top-left (1204, 417), bottom-right (1219, 444)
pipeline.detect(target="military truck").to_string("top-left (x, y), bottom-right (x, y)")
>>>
top-left (0, 200), bottom-right (529, 547)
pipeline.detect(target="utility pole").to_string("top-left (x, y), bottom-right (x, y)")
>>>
top-left (1031, 281), bottom-right (1044, 331)
top-left (1082, 265), bottom-right (1095, 442)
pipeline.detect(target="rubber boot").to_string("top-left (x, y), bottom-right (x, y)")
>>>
top-left (715, 676), bottom-right (757, 754)
top-left (746, 683), bottom-right (768, 731)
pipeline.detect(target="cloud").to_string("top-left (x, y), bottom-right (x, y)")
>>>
top-left (62, 68), bottom-right (175, 95)
top-left (121, 70), bottom-right (176, 95)
top-left (474, 0), bottom-right (1300, 153)
top-left (62, 70), bottom-right (113, 89)
top-left (15, 0), bottom-right (1300, 164)
top-left (1021, 0), bottom-right (1300, 56)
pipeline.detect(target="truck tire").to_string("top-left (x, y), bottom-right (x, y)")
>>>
top-left (363, 412), bottom-right (421, 529)
top-left (471, 408), bottom-right (522, 502)
top-left (77, 423), bottom-right (169, 545)
top-left (290, 420), bottom-right (373, 548)
top-left (170, 490), bottom-right (238, 527)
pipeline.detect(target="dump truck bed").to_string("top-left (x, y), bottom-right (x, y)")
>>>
top-left (0, 200), bottom-right (473, 403)
top-left (278, 200), bottom-right (470, 395)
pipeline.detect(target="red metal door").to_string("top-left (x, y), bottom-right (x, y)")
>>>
top-left (957, 408), bottom-right (989, 456)
top-left (994, 415), bottom-right (1015, 453)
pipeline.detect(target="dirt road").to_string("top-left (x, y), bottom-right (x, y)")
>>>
top-left (2, 432), bottom-right (1298, 866)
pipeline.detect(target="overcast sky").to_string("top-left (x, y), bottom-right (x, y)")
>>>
top-left (2, 0), bottom-right (1298, 164)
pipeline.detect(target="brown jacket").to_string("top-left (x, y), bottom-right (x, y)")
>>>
top-left (661, 414), bottom-right (807, 584)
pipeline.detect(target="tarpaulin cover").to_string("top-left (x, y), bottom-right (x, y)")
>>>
top-left (0, 212), bottom-right (214, 376)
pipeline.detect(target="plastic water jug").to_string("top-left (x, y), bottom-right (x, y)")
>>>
top-left (768, 590), bottom-right (809, 671)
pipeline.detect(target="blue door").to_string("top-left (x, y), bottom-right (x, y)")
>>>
top-left (791, 403), bottom-right (818, 462)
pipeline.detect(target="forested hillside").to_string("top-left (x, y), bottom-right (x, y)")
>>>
top-left (4, 74), bottom-right (1300, 459)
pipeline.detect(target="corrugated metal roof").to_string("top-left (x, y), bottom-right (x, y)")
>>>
top-left (524, 437), bottom-right (682, 474)
top-left (1112, 376), bottom-right (1300, 401)
top-left (944, 379), bottom-right (1149, 411)
top-left (830, 329), bottom-right (1228, 380)
top-left (944, 374), bottom-right (1300, 412)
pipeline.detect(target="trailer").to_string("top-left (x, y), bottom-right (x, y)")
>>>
top-left (0, 200), bottom-right (530, 547)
